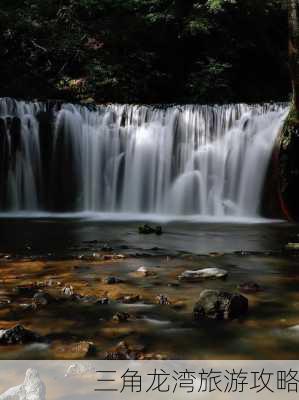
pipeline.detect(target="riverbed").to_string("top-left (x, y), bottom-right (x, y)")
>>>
top-left (0, 217), bottom-right (299, 359)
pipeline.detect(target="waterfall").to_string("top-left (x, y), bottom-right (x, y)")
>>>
top-left (0, 97), bottom-right (287, 218)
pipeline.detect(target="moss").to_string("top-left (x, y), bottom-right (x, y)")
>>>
top-left (278, 102), bottom-right (299, 220)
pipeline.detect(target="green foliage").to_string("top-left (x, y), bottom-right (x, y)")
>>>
top-left (0, 0), bottom-right (290, 103)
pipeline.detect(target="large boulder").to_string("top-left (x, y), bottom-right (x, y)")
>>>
top-left (193, 290), bottom-right (248, 321)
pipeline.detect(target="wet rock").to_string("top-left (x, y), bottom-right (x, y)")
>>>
top-left (138, 224), bottom-right (163, 235)
top-left (105, 351), bottom-right (128, 360)
top-left (101, 243), bottom-right (114, 252)
top-left (96, 297), bottom-right (109, 305)
top-left (193, 290), bottom-right (248, 321)
top-left (178, 268), bottom-right (228, 281)
top-left (136, 266), bottom-right (150, 276)
top-left (112, 312), bottom-right (130, 322)
top-left (44, 279), bottom-right (62, 287)
top-left (121, 295), bottom-right (141, 304)
top-left (102, 254), bottom-right (125, 260)
top-left (56, 341), bottom-right (96, 358)
top-left (103, 276), bottom-right (122, 285)
top-left (33, 291), bottom-right (54, 306)
top-left (0, 254), bottom-right (12, 260)
top-left (105, 341), bottom-right (145, 360)
top-left (238, 281), bottom-right (261, 294)
top-left (0, 325), bottom-right (43, 344)
top-left (13, 285), bottom-right (37, 297)
top-left (287, 325), bottom-right (299, 331)
top-left (61, 285), bottom-right (74, 297)
top-left (74, 294), bottom-right (98, 304)
top-left (156, 294), bottom-right (170, 305)
top-left (0, 298), bottom-right (11, 308)
top-left (285, 243), bottom-right (299, 251)
top-left (19, 303), bottom-right (37, 312)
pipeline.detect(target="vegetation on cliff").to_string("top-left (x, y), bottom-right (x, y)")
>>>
top-left (278, 0), bottom-right (299, 220)
top-left (0, 0), bottom-right (289, 103)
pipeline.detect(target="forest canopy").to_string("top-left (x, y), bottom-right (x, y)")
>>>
top-left (0, 0), bottom-right (290, 104)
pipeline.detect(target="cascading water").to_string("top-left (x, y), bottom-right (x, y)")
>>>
top-left (0, 97), bottom-right (287, 219)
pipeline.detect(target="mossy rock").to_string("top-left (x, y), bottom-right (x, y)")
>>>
top-left (278, 103), bottom-right (299, 220)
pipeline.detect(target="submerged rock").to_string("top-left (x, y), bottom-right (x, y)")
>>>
top-left (178, 268), bottom-right (228, 281)
top-left (0, 325), bottom-right (43, 344)
top-left (101, 243), bottom-right (114, 252)
top-left (74, 294), bottom-right (99, 304)
top-left (193, 290), bottom-right (248, 321)
top-left (238, 281), bottom-right (261, 294)
top-left (138, 224), bottom-right (163, 235)
top-left (103, 276), bottom-right (123, 284)
top-left (112, 312), bottom-right (130, 322)
top-left (33, 291), bottom-right (55, 306)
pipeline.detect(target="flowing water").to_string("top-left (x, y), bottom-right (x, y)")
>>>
top-left (1, 97), bottom-right (298, 360)
top-left (0, 98), bottom-right (288, 219)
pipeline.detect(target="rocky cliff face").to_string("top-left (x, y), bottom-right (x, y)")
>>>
top-left (277, 105), bottom-right (299, 221)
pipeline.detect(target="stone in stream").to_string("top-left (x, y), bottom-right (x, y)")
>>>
top-left (285, 243), bottom-right (299, 251)
top-left (112, 312), bottom-right (130, 322)
top-left (238, 281), bottom-right (261, 294)
top-left (0, 298), bottom-right (11, 308)
top-left (74, 294), bottom-right (99, 304)
top-left (136, 266), bottom-right (150, 276)
top-left (101, 243), bottom-right (114, 252)
top-left (105, 341), bottom-right (145, 360)
top-left (33, 291), bottom-right (55, 306)
top-left (103, 276), bottom-right (123, 284)
top-left (56, 341), bottom-right (97, 358)
top-left (193, 290), bottom-right (248, 321)
top-left (138, 224), bottom-right (162, 235)
top-left (102, 254), bottom-right (125, 260)
top-left (178, 268), bottom-right (228, 281)
top-left (121, 294), bottom-right (140, 304)
top-left (0, 325), bottom-right (43, 345)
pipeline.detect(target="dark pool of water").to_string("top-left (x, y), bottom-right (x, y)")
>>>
top-left (0, 217), bottom-right (298, 256)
